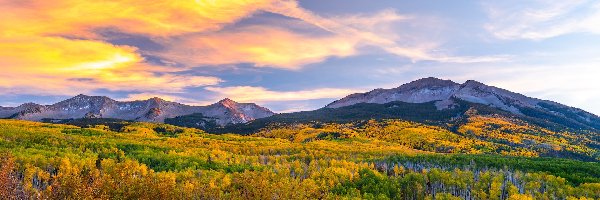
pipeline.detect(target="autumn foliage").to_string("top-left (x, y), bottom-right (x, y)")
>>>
top-left (0, 119), bottom-right (598, 199)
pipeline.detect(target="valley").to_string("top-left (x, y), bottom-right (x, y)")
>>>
top-left (1, 78), bottom-right (599, 199)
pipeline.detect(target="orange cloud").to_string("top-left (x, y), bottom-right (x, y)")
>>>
top-left (0, 0), bottom-right (275, 37)
top-left (155, 4), bottom-right (504, 69)
top-left (148, 7), bottom-right (414, 69)
top-left (0, 0), bottom-right (269, 95)
top-left (0, 0), bottom-right (505, 101)
top-left (158, 26), bottom-right (358, 69)
top-left (0, 36), bottom-right (221, 95)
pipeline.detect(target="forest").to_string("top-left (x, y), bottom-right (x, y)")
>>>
top-left (0, 119), bottom-right (599, 199)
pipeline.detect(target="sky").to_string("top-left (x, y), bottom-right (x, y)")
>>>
top-left (0, 0), bottom-right (599, 114)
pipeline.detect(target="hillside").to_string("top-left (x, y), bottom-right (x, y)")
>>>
top-left (0, 119), bottom-right (599, 199)
top-left (327, 77), bottom-right (600, 131)
top-left (166, 78), bottom-right (600, 137)
top-left (190, 100), bottom-right (597, 161)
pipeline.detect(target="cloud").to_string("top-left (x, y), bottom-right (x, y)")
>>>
top-left (153, 4), bottom-right (508, 70)
top-left (483, 64), bottom-right (600, 106)
top-left (156, 26), bottom-right (358, 69)
top-left (265, 0), bottom-right (508, 64)
top-left (1, 0), bottom-right (506, 80)
top-left (0, 0), bottom-right (256, 96)
top-left (148, 8), bottom-right (414, 69)
top-left (0, 0), bottom-right (276, 37)
top-left (205, 86), bottom-right (361, 103)
top-left (0, 36), bottom-right (221, 95)
top-left (484, 0), bottom-right (600, 40)
top-left (478, 63), bottom-right (600, 115)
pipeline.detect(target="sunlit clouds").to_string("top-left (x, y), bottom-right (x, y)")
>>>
top-left (0, 0), bottom-right (416, 97)
top-left (484, 0), bottom-right (600, 40)
top-left (157, 26), bottom-right (358, 69)
top-left (0, 36), bottom-right (221, 95)
top-left (266, 1), bottom-right (509, 63)
top-left (0, 0), bottom-right (276, 37)
top-left (0, 0), bottom-right (272, 96)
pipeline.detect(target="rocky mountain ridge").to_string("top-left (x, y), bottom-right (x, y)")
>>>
top-left (0, 94), bottom-right (274, 126)
top-left (326, 77), bottom-right (598, 125)
top-left (215, 77), bottom-right (599, 134)
top-left (2, 77), bottom-right (598, 132)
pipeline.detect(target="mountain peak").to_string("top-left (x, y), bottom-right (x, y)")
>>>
top-left (73, 94), bottom-right (107, 98)
top-left (219, 98), bottom-right (236, 103)
top-left (216, 98), bottom-right (240, 108)
top-left (326, 77), bottom-right (525, 112)
top-left (18, 102), bottom-right (42, 108)
top-left (327, 77), bottom-right (460, 109)
top-left (415, 77), bottom-right (456, 84)
top-left (396, 77), bottom-right (459, 90)
top-left (67, 94), bottom-right (113, 101)
top-left (201, 98), bottom-right (274, 125)
top-left (0, 95), bottom-right (274, 126)
top-left (462, 80), bottom-right (486, 87)
top-left (148, 97), bottom-right (166, 103)
top-left (415, 77), bottom-right (446, 82)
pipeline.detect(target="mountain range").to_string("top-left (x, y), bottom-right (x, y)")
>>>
top-left (1, 77), bottom-right (599, 132)
top-left (214, 77), bottom-right (600, 134)
top-left (327, 77), bottom-right (599, 128)
top-left (0, 95), bottom-right (274, 126)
